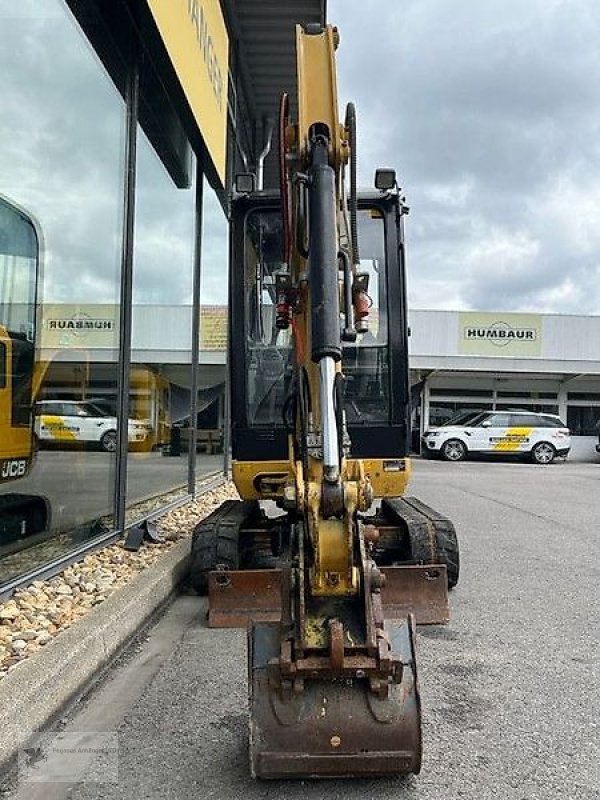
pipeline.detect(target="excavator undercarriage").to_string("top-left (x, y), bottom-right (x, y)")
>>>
top-left (190, 22), bottom-right (459, 780)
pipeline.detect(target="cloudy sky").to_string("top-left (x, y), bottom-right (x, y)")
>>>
top-left (328, 0), bottom-right (600, 314)
top-left (0, 0), bottom-right (223, 309)
top-left (2, 1), bottom-right (600, 315)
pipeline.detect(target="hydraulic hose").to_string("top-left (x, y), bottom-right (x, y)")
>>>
top-left (279, 93), bottom-right (292, 266)
top-left (345, 102), bottom-right (360, 265)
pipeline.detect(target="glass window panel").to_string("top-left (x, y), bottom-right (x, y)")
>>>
top-left (566, 406), bottom-right (600, 436)
top-left (344, 209), bottom-right (390, 424)
top-left (0, 0), bottom-right (125, 586)
top-left (125, 130), bottom-right (196, 523)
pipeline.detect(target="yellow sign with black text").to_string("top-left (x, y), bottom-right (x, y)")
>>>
top-left (146, 0), bottom-right (229, 187)
top-left (41, 305), bottom-right (118, 349)
top-left (459, 312), bottom-right (542, 357)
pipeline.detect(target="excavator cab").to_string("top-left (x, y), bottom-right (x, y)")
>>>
top-left (230, 190), bottom-right (411, 473)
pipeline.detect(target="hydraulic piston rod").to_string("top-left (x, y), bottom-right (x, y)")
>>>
top-left (320, 356), bottom-right (339, 482)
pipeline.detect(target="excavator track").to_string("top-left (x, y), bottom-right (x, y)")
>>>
top-left (377, 496), bottom-right (460, 588)
top-left (190, 500), bottom-right (259, 594)
top-left (0, 493), bottom-right (49, 545)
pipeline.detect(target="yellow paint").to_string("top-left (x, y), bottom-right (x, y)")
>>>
top-left (232, 460), bottom-right (293, 499)
top-left (0, 325), bottom-right (34, 464)
top-left (362, 458), bottom-right (412, 498)
top-left (40, 415), bottom-right (77, 442)
top-left (296, 24), bottom-right (345, 168)
top-left (233, 457), bottom-right (412, 501)
top-left (491, 427), bottom-right (533, 452)
top-left (146, 0), bottom-right (229, 187)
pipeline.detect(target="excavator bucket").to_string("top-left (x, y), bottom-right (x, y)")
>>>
top-left (209, 565), bottom-right (449, 628)
top-left (248, 617), bottom-right (422, 779)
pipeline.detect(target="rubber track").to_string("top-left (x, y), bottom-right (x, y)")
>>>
top-left (190, 499), bottom-right (258, 594)
top-left (380, 496), bottom-right (460, 589)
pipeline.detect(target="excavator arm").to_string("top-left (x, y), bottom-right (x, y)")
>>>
top-left (248, 25), bottom-right (422, 778)
top-left (191, 22), bottom-right (459, 780)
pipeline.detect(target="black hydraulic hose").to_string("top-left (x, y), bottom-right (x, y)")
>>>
top-left (281, 383), bottom-right (296, 433)
top-left (345, 102), bottom-right (360, 265)
top-left (279, 93), bottom-right (292, 265)
top-left (298, 367), bottom-right (311, 476)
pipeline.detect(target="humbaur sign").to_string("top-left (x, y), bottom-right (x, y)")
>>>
top-left (464, 321), bottom-right (536, 346)
top-left (459, 312), bottom-right (542, 356)
top-left (42, 305), bottom-right (118, 348)
top-left (46, 315), bottom-right (114, 333)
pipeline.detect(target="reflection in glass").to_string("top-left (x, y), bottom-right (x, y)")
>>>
top-left (343, 209), bottom-right (390, 425)
top-left (126, 132), bottom-right (197, 523)
top-left (0, 197), bottom-right (47, 552)
top-left (0, 1), bottom-right (125, 585)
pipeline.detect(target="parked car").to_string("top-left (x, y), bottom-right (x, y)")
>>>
top-left (35, 400), bottom-right (150, 452)
top-left (421, 410), bottom-right (571, 464)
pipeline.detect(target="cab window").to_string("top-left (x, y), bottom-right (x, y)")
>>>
top-left (0, 197), bottom-right (38, 428)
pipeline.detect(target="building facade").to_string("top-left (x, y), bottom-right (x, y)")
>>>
top-left (409, 310), bottom-right (600, 444)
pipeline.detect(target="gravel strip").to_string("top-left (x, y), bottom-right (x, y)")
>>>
top-left (0, 482), bottom-right (238, 680)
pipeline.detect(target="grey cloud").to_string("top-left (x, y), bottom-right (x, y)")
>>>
top-left (330, 0), bottom-right (600, 313)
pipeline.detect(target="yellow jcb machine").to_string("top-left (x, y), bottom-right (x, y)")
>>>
top-left (0, 195), bottom-right (49, 544)
top-left (191, 24), bottom-right (459, 778)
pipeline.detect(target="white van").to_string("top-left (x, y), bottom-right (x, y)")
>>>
top-left (422, 410), bottom-right (571, 464)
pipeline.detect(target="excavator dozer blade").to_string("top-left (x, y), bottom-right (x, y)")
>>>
top-left (248, 618), bottom-right (422, 779)
top-left (381, 565), bottom-right (449, 625)
top-left (208, 569), bottom-right (282, 628)
top-left (210, 566), bottom-right (449, 628)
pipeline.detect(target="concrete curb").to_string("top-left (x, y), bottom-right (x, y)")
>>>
top-left (0, 537), bottom-right (191, 773)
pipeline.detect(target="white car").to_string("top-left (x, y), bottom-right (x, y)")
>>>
top-left (35, 400), bottom-right (150, 452)
top-left (422, 410), bottom-right (571, 464)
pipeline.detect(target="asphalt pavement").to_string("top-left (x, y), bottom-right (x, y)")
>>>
top-left (3, 457), bottom-right (599, 800)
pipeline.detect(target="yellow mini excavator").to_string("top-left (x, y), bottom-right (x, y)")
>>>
top-left (191, 23), bottom-right (459, 779)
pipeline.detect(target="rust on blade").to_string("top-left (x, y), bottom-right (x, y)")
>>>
top-left (381, 565), bottom-right (449, 625)
top-left (207, 569), bottom-right (282, 628)
top-left (208, 565), bottom-right (449, 628)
